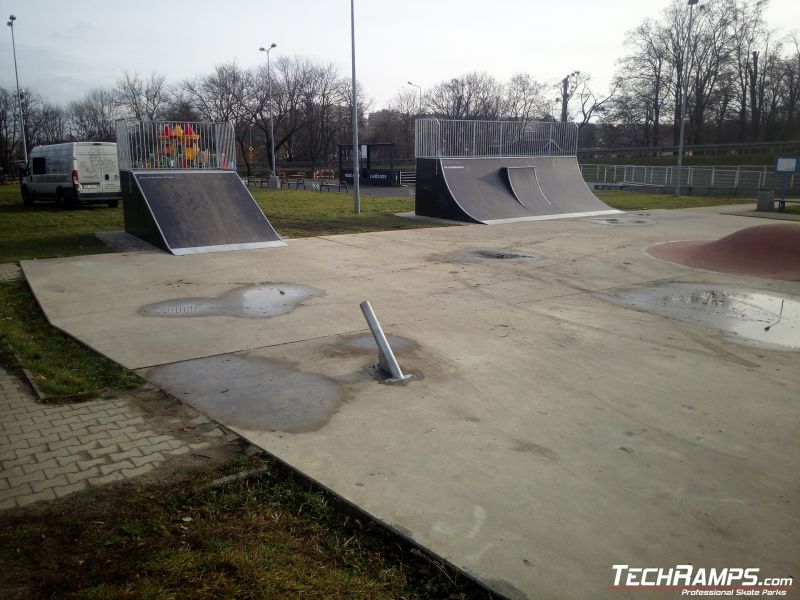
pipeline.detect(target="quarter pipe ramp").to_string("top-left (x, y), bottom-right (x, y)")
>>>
top-left (121, 170), bottom-right (286, 255)
top-left (415, 156), bottom-right (620, 224)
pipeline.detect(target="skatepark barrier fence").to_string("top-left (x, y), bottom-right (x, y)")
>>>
top-left (116, 119), bottom-right (237, 171)
top-left (579, 163), bottom-right (800, 192)
top-left (415, 118), bottom-right (578, 159)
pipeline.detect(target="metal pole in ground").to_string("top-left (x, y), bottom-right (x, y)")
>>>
top-left (7, 15), bottom-right (27, 164)
top-left (359, 301), bottom-right (410, 382)
top-left (350, 0), bottom-right (360, 214)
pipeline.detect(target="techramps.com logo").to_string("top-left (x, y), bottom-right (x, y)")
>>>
top-left (609, 565), bottom-right (794, 596)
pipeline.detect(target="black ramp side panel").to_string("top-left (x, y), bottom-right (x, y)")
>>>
top-left (122, 170), bottom-right (168, 251)
top-left (132, 170), bottom-right (283, 254)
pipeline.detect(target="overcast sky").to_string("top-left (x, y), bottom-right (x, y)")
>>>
top-left (1, 0), bottom-right (799, 113)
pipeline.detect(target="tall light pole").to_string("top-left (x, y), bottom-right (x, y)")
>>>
top-left (675, 0), bottom-right (699, 196)
top-left (259, 43), bottom-right (278, 186)
top-left (7, 15), bottom-right (27, 164)
top-left (350, 0), bottom-right (360, 214)
top-left (407, 81), bottom-right (422, 115)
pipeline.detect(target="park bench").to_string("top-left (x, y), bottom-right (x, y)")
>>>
top-left (283, 171), bottom-right (307, 189)
top-left (312, 169), bottom-right (348, 193)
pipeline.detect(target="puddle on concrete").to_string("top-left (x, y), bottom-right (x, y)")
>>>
top-left (444, 248), bottom-right (542, 263)
top-left (596, 283), bottom-right (800, 351)
top-left (140, 283), bottom-right (324, 318)
top-left (589, 216), bottom-right (654, 226)
top-left (147, 355), bottom-right (342, 433)
top-left (339, 333), bottom-right (418, 353)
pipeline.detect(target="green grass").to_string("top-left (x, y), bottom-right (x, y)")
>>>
top-left (0, 456), bottom-right (491, 599)
top-left (0, 184), bottom-right (119, 262)
top-left (250, 188), bottom-right (435, 238)
top-left (0, 184), bottom-right (436, 263)
top-left (0, 280), bottom-right (141, 397)
top-left (596, 190), bottom-right (755, 211)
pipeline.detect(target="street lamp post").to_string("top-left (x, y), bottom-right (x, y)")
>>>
top-left (407, 81), bottom-right (422, 115)
top-left (350, 0), bottom-right (360, 214)
top-left (259, 43), bottom-right (278, 188)
top-left (6, 15), bottom-right (27, 164)
top-left (675, 0), bottom-right (699, 196)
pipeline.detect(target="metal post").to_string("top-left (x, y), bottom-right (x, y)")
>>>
top-left (359, 301), bottom-right (411, 382)
top-left (6, 15), bottom-right (27, 163)
top-left (350, 0), bottom-right (360, 213)
top-left (267, 44), bottom-right (277, 177)
top-left (259, 43), bottom-right (279, 186)
top-left (408, 81), bottom-right (422, 115)
top-left (675, 0), bottom-right (699, 196)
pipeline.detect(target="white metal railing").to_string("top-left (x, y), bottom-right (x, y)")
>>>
top-left (115, 119), bottom-right (237, 171)
top-left (579, 164), bottom-right (799, 191)
top-left (415, 118), bottom-right (578, 159)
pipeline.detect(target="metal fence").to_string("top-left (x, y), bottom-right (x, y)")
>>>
top-left (415, 118), bottom-right (578, 159)
top-left (579, 163), bottom-right (800, 192)
top-left (115, 119), bottom-right (237, 171)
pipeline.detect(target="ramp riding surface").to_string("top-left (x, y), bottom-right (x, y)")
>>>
top-left (416, 156), bottom-right (620, 224)
top-left (122, 170), bottom-right (285, 255)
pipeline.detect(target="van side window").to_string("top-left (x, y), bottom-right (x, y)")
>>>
top-left (32, 157), bottom-right (46, 175)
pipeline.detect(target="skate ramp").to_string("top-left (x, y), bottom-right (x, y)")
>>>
top-left (415, 156), bottom-right (620, 224)
top-left (122, 170), bottom-right (286, 255)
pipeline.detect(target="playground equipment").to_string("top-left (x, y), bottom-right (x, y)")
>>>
top-left (115, 119), bottom-right (284, 254)
top-left (414, 119), bottom-right (619, 223)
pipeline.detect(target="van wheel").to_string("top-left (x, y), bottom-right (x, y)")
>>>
top-left (107, 200), bottom-right (119, 208)
top-left (55, 189), bottom-right (65, 209)
top-left (21, 186), bottom-right (33, 205)
top-left (62, 190), bottom-right (76, 210)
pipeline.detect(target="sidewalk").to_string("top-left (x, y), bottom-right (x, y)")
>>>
top-left (0, 365), bottom-right (240, 510)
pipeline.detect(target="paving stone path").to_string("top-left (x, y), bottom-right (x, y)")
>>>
top-left (0, 365), bottom-right (238, 510)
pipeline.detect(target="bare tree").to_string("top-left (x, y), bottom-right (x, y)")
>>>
top-left (426, 72), bottom-right (505, 119)
top-left (505, 74), bottom-right (549, 122)
top-left (116, 71), bottom-right (169, 121)
top-left (68, 88), bottom-right (122, 141)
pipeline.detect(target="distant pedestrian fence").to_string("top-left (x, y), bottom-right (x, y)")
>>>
top-left (116, 119), bottom-right (237, 171)
top-left (415, 118), bottom-right (578, 159)
top-left (579, 163), bottom-right (799, 192)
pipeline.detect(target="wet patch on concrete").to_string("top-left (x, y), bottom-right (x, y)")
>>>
top-left (439, 248), bottom-right (542, 263)
top-left (338, 333), bottom-right (418, 353)
top-left (589, 216), bottom-right (654, 226)
top-left (596, 283), bottom-right (800, 351)
top-left (139, 283), bottom-right (324, 318)
top-left (147, 354), bottom-right (342, 433)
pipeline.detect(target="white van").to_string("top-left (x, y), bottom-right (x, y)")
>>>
top-left (21, 142), bottom-right (122, 208)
